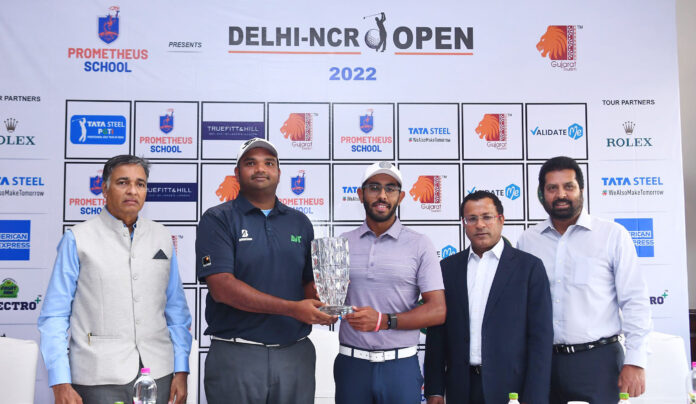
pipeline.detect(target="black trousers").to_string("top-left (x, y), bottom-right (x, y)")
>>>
top-left (550, 341), bottom-right (624, 404)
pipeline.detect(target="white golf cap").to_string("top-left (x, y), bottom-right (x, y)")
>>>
top-left (236, 138), bottom-right (278, 163)
top-left (362, 161), bottom-right (402, 186)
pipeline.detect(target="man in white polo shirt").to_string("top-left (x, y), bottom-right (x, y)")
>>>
top-left (517, 156), bottom-right (651, 403)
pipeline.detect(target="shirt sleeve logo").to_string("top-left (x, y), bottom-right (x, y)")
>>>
top-left (290, 234), bottom-right (302, 243)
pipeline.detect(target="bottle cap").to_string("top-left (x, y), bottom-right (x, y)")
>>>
top-left (114, 402), bottom-right (124, 404)
top-left (509, 392), bottom-right (518, 399)
top-left (620, 392), bottom-right (630, 399)
top-left (141, 367), bottom-right (151, 374)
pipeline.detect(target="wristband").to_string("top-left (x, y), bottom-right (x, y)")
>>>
top-left (374, 312), bottom-right (382, 332)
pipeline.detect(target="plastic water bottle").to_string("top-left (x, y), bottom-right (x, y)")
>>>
top-left (133, 367), bottom-right (157, 404)
top-left (618, 392), bottom-right (630, 402)
top-left (508, 392), bottom-right (520, 404)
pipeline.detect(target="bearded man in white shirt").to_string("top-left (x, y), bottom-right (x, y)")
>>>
top-left (517, 156), bottom-right (651, 403)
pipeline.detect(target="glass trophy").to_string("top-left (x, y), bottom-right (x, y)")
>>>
top-left (311, 237), bottom-right (353, 316)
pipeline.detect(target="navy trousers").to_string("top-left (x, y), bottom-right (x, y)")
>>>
top-left (334, 352), bottom-right (423, 404)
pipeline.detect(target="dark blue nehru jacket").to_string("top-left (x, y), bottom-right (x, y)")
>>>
top-left (196, 194), bottom-right (314, 345)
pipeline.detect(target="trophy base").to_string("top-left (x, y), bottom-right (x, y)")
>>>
top-left (319, 305), bottom-right (354, 316)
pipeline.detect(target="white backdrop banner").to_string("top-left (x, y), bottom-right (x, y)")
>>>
top-left (0, 1), bottom-right (687, 402)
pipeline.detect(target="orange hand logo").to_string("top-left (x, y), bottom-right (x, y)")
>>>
top-left (409, 176), bottom-right (435, 203)
top-left (475, 114), bottom-right (501, 141)
top-left (216, 175), bottom-right (240, 202)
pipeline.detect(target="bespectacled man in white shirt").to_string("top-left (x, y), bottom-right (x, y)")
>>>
top-left (517, 156), bottom-right (651, 403)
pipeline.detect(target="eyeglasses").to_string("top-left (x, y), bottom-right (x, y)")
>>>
top-left (463, 214), bottom-right (501, 225)
top-left (363, 183), bottom-right (401, 196)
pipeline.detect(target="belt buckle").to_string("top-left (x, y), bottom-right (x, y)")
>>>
top-left (369, 351), bottom-right (385, 362)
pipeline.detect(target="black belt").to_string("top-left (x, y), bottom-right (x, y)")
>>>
top-left (553, 335), bottom-right (619, 354)
top-left (469, 365), bottom-right (482, 375)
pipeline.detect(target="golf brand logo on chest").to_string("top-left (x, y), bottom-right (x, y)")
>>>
top-left (239, 229), bottom-right (253, 242)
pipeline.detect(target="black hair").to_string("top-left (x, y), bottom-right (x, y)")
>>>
top-left (460, 190), bottom-right (504, 218)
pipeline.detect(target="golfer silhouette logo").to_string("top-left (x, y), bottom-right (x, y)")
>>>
top-left (364, 12), bottom-right (386, 52)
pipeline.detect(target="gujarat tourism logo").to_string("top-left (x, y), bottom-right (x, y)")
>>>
top-left (291, 170), bottom-right (306, 195)
top-left (98, 6), bottom-right (120, 44)
top-left (536, 25), bottom-right (580, 71)
top-left (160, 109), bottom-right (174, 134)
top-left (475, 113), bottom-right (508, 150)
top-left (281, 113), bottom-right (315, 150)
top-left (409, 175), bottom-right (442, 212)
top-left (216, 175), bottom-right (239, 202)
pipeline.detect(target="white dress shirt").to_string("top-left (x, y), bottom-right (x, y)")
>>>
top-left (517, 210), bottom-right (651, 367)
top-left (467, 238), bottom-right (505, 366)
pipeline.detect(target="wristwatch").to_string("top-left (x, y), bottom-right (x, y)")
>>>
top-left (387, 313), bottom-right (398, 330)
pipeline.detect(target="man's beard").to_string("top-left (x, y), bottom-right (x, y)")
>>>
top-left (363, 199), bottom-right (398, 223)
top-left (543, 194), bottom-right (583, 220)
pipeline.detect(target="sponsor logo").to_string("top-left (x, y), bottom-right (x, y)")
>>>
top-left (68, 170), bottom-right (106, 215)
top-left (0, 118), bottom-right (34, 147)
top-left (601, 176), bottom-right (664, 197)
top-left (649, 290), bottom-right (668, 305)
top-left (291, 170), bottom-right (306, 195)
top-left (614, 218), bottom-right (654, 257)
top-left (438, 245), bottom-right (457, 259)
top-left (476, 113), bottom-right (508, 150)
top-left (216, 175), bottom-right (240, 202)
top-left (410, 175), bottom-right (442, 212)
top-left (290, 234), bottom-right (302, 243)
top-left (606, 121), bottom-right (653, 148)
top-left (146, 183), bottom-right (197, 202)
top-left (0, 176), bottom-right (45, 198)
top-left (0, 279), bottom-right (42, 311)
top-left (281, 113), bottom-right (315, 150)
top-left (407, 125), bottom-right (453, 143)
top-left (4, 118), bottom-right (17, 133)
top-left (466, 184), bottom-right (520, 201)
top-left (537, 25), bottom-right (580, 71)
top-left (159, 109), bottom-right (174, 134)
top-left (341, 185), bottom-right (360, 202)
top-left (239, 228), bottom-right (252, 242)
top-left (70, 115), bottom-right (127, 144)
top-left (530, 123), bottom-right (584, 140)
top-left (0, 278), bottom-right (18, 298)
top-left (0, 220), bottom-right (30, 261)
top-left (202, 255), bottom-right (212, 267)
top-left (201, 121), bottom-right (263, 141)
top-left (98, 6), bottom-right (120, 44)
top-left (279, 170), bottom-right (325, 214)
top-left (228, 13), bottom-right (474, 55)
top-left (67, 6), bottom-right (150, 73)
top-left (139, 108), bottom-right (195, 154)
top-left (360, 109), bottom-right (374, 133)
top-left (90, 176), bottom-right (103, 196)
top-left (340, 109), bottom-right (392, 153)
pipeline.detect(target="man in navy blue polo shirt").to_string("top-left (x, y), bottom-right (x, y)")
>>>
top-left (196, 138), bottom-right (335, 404)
